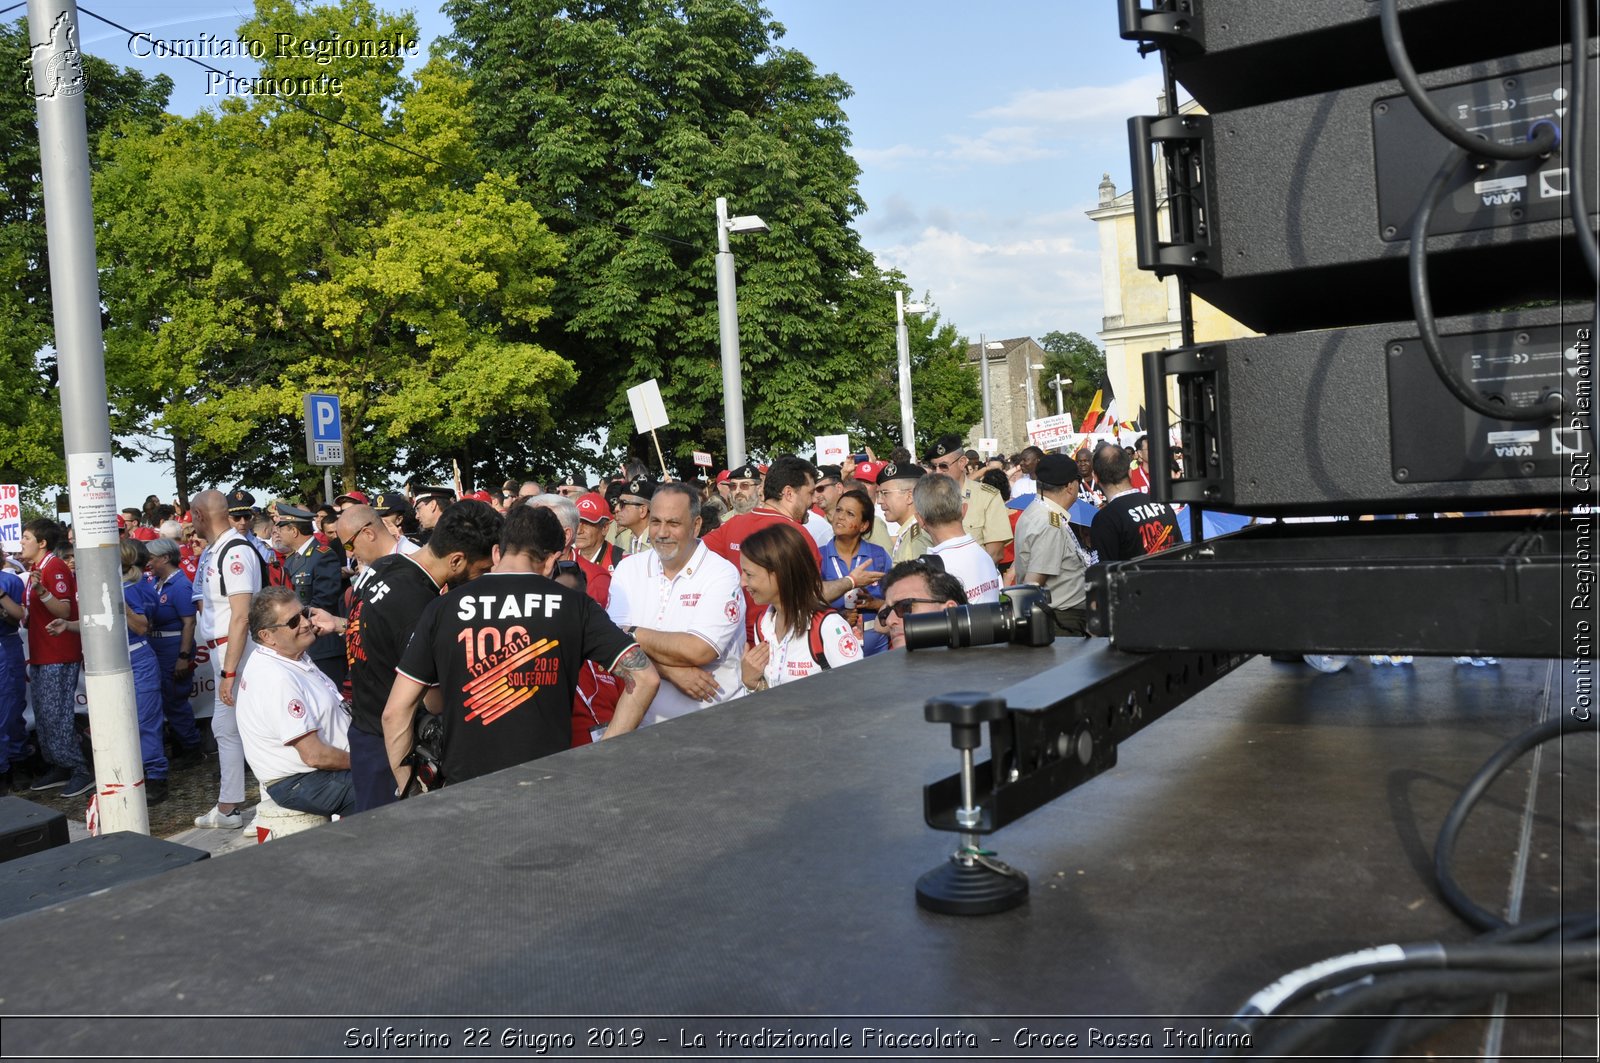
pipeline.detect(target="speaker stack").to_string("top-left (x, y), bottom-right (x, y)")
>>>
top-left (1092, 0), bottom-right (1597, 657)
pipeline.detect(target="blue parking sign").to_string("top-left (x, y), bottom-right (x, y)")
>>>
top-left (303, 393), bottom-right (345, 466)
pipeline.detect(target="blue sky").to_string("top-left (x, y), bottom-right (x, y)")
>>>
top-left (61, 1), bottom-right (1160, 504)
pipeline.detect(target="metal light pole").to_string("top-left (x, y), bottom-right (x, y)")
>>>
top-left (30, 0), bottom-right (147, 834)
top-left (1049, 374), bottom-right (1072, 418)
top-left (894, 293), bottom-right (926, 451)
top-left (1024, 362), bottom-right (1045, 423)
top-left (978, 334), bottom-right (992, 439)
top-left (714, 197), bottom-right (768, 469)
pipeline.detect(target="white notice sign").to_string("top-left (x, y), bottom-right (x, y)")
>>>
top-left (627, 379), bottom-right (670, 434)
top-left (814, 434), bottom-right (849, 467)
top-left (66, 452), bottom-right (118, 547)
top-left (0, 485), bottom-right (19, 553)
top-left (1025, 414), bottom-right (1077, 451)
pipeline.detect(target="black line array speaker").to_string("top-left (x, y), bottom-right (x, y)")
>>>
top-left (1128, 43), bottom-right (1597, 334)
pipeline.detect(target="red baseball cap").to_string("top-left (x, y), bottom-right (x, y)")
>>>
top-left (716, 469), bottom-right (731, 484)
top-left (115, 514), bottom-right (127, 530)
top-left (575, 492), bottom-right (612, 523)
top-left (466, 489), bottom-right (495, 504)
top-left (854, 460), bottom-right (886, 484)
top-left (334, 490), bottom-right (369, 506)
top-left (130, 526), bottom-right (159, 542)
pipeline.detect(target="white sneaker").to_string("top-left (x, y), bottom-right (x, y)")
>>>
top-left (194, 805), bottom-right (243, 829)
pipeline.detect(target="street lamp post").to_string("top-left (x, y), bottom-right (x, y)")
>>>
top-left (714, 196), bottom-right (769, 469)
top-left (894, 292), bottom-right (927, 452)
top-left (1048, 374), bottom-right (1072, 418)
top-left (1024, 362), bottom-right (1046, 424)
top-left (978, 337), bottom-right (1004, 439)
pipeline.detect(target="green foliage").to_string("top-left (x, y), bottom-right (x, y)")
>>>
top-left (1038, 330), bottom-right (1109, 422)
top-left (0, 18), bottom-right (170, 502)
top-left (94, 0), bottom-right (572, 498)
top-left (443, 0), bottom-right (920, 467)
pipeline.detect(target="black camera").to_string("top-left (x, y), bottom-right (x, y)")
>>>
top-left (903, 584), bottom-right (1054, 651)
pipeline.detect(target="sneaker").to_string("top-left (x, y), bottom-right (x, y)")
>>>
top-left (145, 778), bottom-right (168, 806)
top-left (61, 771), bottom-right (95, 799)
top-left (28, 765), bottom-right (71, 791)
top-left (194, 805), bottom-right (242, 829)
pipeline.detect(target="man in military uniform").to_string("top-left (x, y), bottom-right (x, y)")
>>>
top-left (227, 489), bottom-right (277, 566)
top-left (922, 434), bottom-right (1012, 564)
top-left (410, 486), bottom-right (456, 548)
top-left (607, 474), bottom-right (655, 555)
top-left (876, 462), bottom-right (932, 564)
top-left (1011, 454), bottom-right (1090, 636)
top-left (273, 504), bottom-right (348, 684)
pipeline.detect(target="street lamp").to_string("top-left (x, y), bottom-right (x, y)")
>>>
top-left (1024, 362), bottom-right (1046, 423)
top-left (715, 196), bottom-right (769, 469)
top-left (1048, 374), bottom-right (1073, 418)
top-left (979, 336), bottom-right (1005, 439)
top-left (895, 292), bottom-right (927, 451)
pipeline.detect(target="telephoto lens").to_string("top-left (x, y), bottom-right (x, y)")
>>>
top-left (904, 585), bottom-right (1054, 651)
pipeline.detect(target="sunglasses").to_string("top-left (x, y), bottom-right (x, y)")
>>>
top-left (930, 458), bottom-right (962, 472)
top-left (263, 607), bottom-right (312, 632)
top-left (875, 598), bottom-right (949, 625)
top-left (341, 521), bottom-right (374, 551)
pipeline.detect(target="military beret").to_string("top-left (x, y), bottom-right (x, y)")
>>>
top-left (621, 476), bottom-right (656, 501)
top-left (727, 462), bottom-right (762, 482)
top-left (1035, 453), bottom-right (1080, 488)
top-left (878, 462), bottom-right (927, 484)
top-left (922, 434), bottom-right (964, 462)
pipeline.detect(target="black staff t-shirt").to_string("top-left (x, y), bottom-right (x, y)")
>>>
top-left (1089, 491), bottom-right (1181, 564)
top-left (397, 572), bottom-right (638, 784)
top-left (346, 553), bottom-right (441, 736)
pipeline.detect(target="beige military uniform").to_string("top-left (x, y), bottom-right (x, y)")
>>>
top-left (892, 518), bottom-right (931, 564)
top-left (961, 478), bottom-right (1013, 549)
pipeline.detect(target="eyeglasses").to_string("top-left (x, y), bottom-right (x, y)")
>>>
top-left (618, 499), bottom-right (647, 509)
top-left (875, 598), bottom-right (948, 625)
top-left (341, 521), bottom-right (373, 550)
top-left (262, 607), bottom-right (311, 632)
top-left (930, 458), bottom-right (962, 472)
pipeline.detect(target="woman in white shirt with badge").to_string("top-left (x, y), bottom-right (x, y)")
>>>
top-left (738, 523), bottom-right (863, 692)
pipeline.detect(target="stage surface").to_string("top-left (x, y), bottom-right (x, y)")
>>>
top-left (0, 644), bottom-right (1592, 1060)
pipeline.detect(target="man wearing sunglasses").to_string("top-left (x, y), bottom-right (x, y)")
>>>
top-left (608, 475), bottom-right (655, 555)
top-left (235, 586), bottom-right (355, 818)
top-left (922, 434), bottom-right (1012, 565)
top-left (274, 504), bottom-right (347, 685)
top-left (324, 500), bottom-right (502, 813)
top-left (876, 558), bottom-right (966, 651)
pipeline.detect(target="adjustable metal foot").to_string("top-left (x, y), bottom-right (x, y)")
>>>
top-left (916, 847), bottom-right (1029, 916)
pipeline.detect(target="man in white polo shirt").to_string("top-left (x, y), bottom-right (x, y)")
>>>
top-left (190, 488), bottom-right (262, 830)
top-left (913, 473), bottom-right (1002, 604)
top-left (606, 482), bottom-right (744, 725)
top-left (236, 586), bottom-right (354, 817)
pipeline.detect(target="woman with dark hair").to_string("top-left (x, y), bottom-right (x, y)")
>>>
top-left (738, 522), bottom-right (863, 692)
top-left (819, 489), bottom-right (890, 657)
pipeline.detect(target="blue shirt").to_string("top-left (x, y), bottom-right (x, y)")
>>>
top-left (819, 537), bottom-right (892, 657)
top-left (0, 570), bottom-right (23, 638)
top-left (149, 570), bottom-right (196, 633)
top-left (123, 579), bottom-right (157, 649)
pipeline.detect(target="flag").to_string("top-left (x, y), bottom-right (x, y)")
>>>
top-left (1134, 405), bottom-right (1148, 433)
top-left (1096, 398), bottom-right (1120, 432)
top-left (1079, 390), bottom-right (1103, 433)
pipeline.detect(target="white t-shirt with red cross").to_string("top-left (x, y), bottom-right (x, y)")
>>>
top-left (235, 644), bottom-right (351, 784)
top-left (754, 607), bottom-right (863, 687)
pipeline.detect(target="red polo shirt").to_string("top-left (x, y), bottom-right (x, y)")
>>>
top-left (26, 554), bottom-right (81, 665)
top-left (702, 506), bottom-right (821, 646)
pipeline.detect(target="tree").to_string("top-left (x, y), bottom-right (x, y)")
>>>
top-left (94, 0), bottom-right (573, 498)
top-left (442, 0), bottom-right (903, 467)
top-left (0, 18), bottom-right (170, 502)
top-left (1038, 330), bottom-right (1109, 424)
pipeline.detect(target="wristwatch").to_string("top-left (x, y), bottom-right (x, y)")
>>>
top-left (178, 650), bottom-right (192, 660)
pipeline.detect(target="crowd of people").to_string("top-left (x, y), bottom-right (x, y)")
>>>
top-left (0, 433), bottom-right (1186, 824)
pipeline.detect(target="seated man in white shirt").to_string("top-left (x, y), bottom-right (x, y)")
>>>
top-left (606, 481), bottom-right (744, 725)
top-left (913, 473), bottom-right (1002, 604)
top-left (236, 586), bottom-right (355, 818)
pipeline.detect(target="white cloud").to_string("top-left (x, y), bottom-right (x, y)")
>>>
top-left (979, 74), bottom-right (1164, 126)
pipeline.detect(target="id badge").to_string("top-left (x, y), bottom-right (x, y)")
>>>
top-left (590, 725), bottom-right (607, 743)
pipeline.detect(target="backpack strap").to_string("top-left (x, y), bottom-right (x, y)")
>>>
top-left (807, 608), bottom-right (842, 671)
top-left (214, 538), bottom-right (258, 597)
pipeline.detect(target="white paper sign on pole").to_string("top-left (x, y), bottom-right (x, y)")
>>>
top-left (626, 379), bottom-right (670, 434)
top-left (692, 451), bottom-right (713, 468)
top-left (977, 438), bottom-right (999, 456)
top-left (0, 485), bottom-right (20, 553)
top-left (813, 434), bottom-right (849, 466)
top-left (66, 452), bottom-right (119, 547)
top-left (1025, 413), bottom-right (1077, 451)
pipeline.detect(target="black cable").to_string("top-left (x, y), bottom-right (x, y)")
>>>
top-left (1434, 712), bottom-right (1598, 931)
top-left (1381, 0), bottom-right (1558, 160)
top-left (1410, 146), bottom-right (1565, 422)
top-left (74, 5), bottom-right (702, 252)
top-left (0, 3), bottom-right (24, 18)
top-left (1567, 0), bottom-right (1600, 283)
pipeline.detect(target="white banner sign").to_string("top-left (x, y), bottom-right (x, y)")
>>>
top-left (627, 379), bottom-right (670, 434)
top-left (813, 434), bottom-right (849, 467)
top-left (76, 641), bottom-right (218, 720)
top-left (1026, 413), bottom-right (1078, 450)
top-left (977, 438), bottom-right (999, 456)
top-left (692, 451), bottom-right (713, 468)
top-left (0, 485), bottom-right (19, 553)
